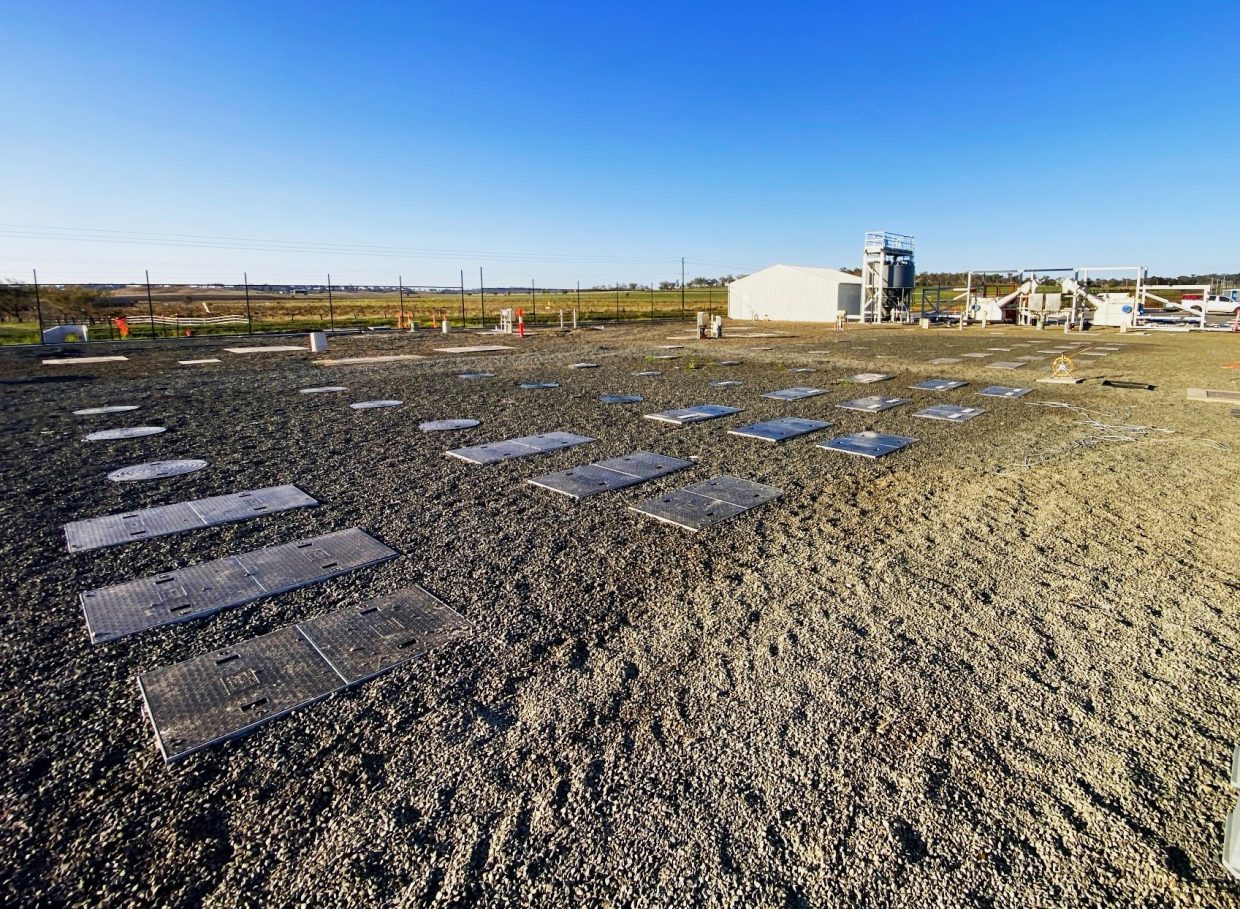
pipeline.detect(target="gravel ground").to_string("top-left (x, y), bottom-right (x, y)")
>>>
top-left (1, 321), bottom-right (1237, 908)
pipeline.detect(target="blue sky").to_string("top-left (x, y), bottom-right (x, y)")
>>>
top-left (2, 1), bottom-right (1237, 285)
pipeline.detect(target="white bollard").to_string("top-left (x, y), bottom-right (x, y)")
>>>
top-left (441, 319), bottom-right (450, 334)
top-left (309, 331), bottom-right (328, 352)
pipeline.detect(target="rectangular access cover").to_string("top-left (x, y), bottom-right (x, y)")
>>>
top-left (818, 432), bottom-right (916, 459)
top-left (298, 586), bottom-right (471, 685)
top-left (910, 379), bottom-right (966, 391)
top-left (528, 451), bottom-right (692, 499)
top-left (912, 404), bottom-right (986, 422)
top-left (644, 404), bottom-right (741, 425)
top-left (761, 387), bottom-right (827, 401)
top-left (65, 485), bottom-right (317, 553)
top-left (729, 417), bottom-right (830, 443)
top-left (138, 624), bottom-right (345, 762)
top-left (629, 475), bottom-right (782, 532)
top-left (836, 396), bottom-right (910, 413)
top-left (979, 385), bottom-right (1031, 398)
top-left (81, 528), bottom-right (397, 644)
top-left (446, 432), bottom-right (594, 464)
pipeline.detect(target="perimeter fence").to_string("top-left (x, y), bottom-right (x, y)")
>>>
top-left (0, 273), bottom-right (732, 345)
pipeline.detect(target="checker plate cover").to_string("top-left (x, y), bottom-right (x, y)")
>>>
top-left (729, 417), bottom-right (830, 443)
top-left (300, 586), bottom-right (470, 685)
top-left (107, 460), bottom-right (208, 482)
top-left (913, 404), bottom-right (986, 422)
top-left (644, 404), bottom-right (741, 425)
top-left (64, 485), bottom-right (317, 552)
top-left (836, 396), bottom-right (910, 413)
top-left (528, 464), bottom-right (643, 499)
top-left (761, 387), bottom-right (826, 401)
top-left (138, 625), bottom-right (344, 762)
top-left (818, 432), bottom-right (917, 459)
top-left (979, 386), bottom-right (1031, 398)
top-left (911, 379), bottom-right (966, 391)
top-left (81, 529), bottom-right (397, 643)
top-left (593, 451), bottom-right (693, 480)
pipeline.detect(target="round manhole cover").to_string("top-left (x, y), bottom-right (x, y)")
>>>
top-left (74, 405), bottom-right (140, 416)
top-left (84, 426), bottom-right (167, 441)
top-left (299, 386), bottom-right (347, 394)
top-left (518, 382), bottom-right (559, 390)
top-left (350, 400), bottom-right (403, 409)
top-left (418, 419), bottom-right (481, 432)
top-left (600, 394), bottom-right (643, 404)
top-left (108, 459), bottom-right (208, 482)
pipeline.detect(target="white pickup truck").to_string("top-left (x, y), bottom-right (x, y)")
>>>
top-left (1182, 292), bottom-right (1240, 315)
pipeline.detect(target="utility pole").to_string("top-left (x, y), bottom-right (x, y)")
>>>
top-left (681, 256), bottom-right (686, 318)
top-left (145, 269), bottom-right (156, 338)
top-left (576, 280), bottom-right (580, 313)
top-left (650, 284), bottom-right (654, 320)
top-left (243, 272), bottom-right (253, 334)
top-left (530, 279), bottom-right (535, 324)
top-left (398, 275), bottom-right (405, 328)
top-left (615, 285), bottom-right (620, 322)
top-left (459, 270), bottom-right (466, 325)
top-left (479, 267), bottom-right (485, 326)
top-left (326, 274), bottom-right (335, 330)
top-left (32, 269), bottom-right (44, 340)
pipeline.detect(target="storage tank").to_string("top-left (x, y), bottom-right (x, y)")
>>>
top-left (887, 263), bottom-right (915, 289)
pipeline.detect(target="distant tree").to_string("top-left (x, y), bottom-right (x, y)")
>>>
top-left (45, 285), bottom-right (113, 322)
top-left (0, 279), bottom-right (33, 321)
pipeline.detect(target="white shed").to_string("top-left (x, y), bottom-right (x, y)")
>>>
top-left (727, 265), bottom-right (862, 322)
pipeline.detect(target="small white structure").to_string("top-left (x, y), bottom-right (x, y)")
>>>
top-left (727, 265), bottom-right (862, 323)
top-left (43, 324), bottom-right (89, 343)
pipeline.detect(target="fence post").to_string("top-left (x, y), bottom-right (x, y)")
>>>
top-left (33, 269), bottom-right (44, 342)
top-left (650, 285), bottom-right (654, 320)
top-left (615, 286), bottom-right (619, 322)
top-left (479, 267), bottom-right (485, 327)
top-left (459, 270), bottom-right (466, 326)
top-left (244, 272), bottom-right (253, 335)
top-left (398, 275), bottom-right (405, 329)
top-left (145, 270), bottom-right (156, 339)
top-left (326, 274), bottom-right (335, 331)
top-left (681, 256), bottom-right (685, 318)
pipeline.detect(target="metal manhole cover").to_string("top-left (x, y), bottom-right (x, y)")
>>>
top-left (84, 426), bottom-right (166, 442)
top-left (836, 396), bottom-right (909, 413)
top-left (418, 419), bottom-right (480, 431)
top-left (350, 400), bottom-right (403, 409)
top-left (299, 386), bottom-right (347, 394)
top-left (600, 394), bottom-right (643, 404)
top-left (762, 387), bottom-right (826, 401)
top-left (979, 385), bottom-right (1031, 398)
top-left (570, 363), bottom-right (599, 369)
top-left (632, 371), bottom-right (661, 377)
top-left (911, 379), bottom-right (966, 391)
top-left (457, 372), bottom-right (495, 379)
top-left (519, 382), bottom-right (559, 390)
top-left (107, 460), bottom-right (208, 482)
top-left (913, 404), bottom-right (986, 422)
top-left (708, 380), bottom-right (742, 388)
top-left (74, 405), bottom-right (139, 416)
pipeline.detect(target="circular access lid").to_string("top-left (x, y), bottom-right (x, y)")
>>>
top-left (107, 459), bottom-right (208, 482)
top-left (299, 386), bottom-right (347, 394)
top-left (84, 426), bottom-right (167, 441)
top-left (600, 394), bottom-right (643, 404)
top-left (350, 400), bottom-right (403, 409)
top-left (74, 405), bottom-right (140, 416)
top-left (418, 419), bottom-right (481, 432)
top-left (519, 382), bottom-right (559, 390)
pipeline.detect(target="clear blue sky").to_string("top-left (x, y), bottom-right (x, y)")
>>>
top-left (2, 1), bottom-right (1237, 286)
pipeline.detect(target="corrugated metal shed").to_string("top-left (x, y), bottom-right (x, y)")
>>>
top-left (727, 265), bottom-right (862, 322)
